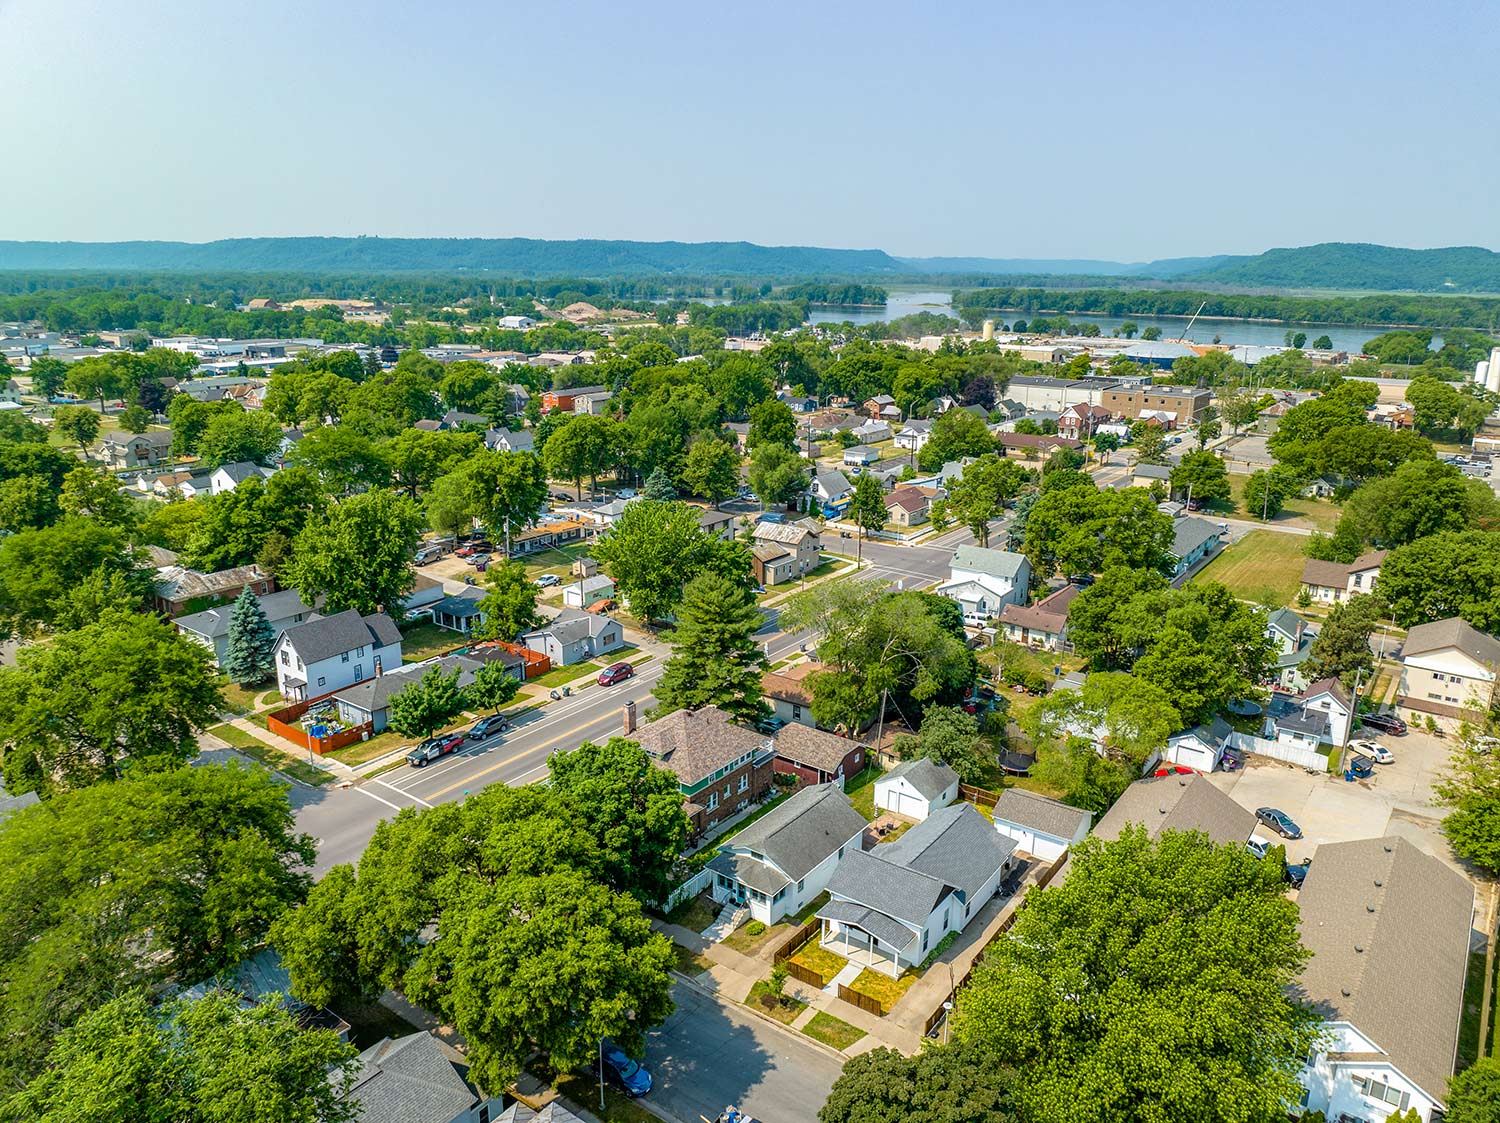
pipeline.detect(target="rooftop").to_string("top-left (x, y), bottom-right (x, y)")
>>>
top-left (991, 787), bottom-right (1091, 840)
top-left (279, 609), bottom-right (401, 664)
top-left (631, 705), bottom-right (771, 787)
top-left (951, 544), bottom-right (1029, 581)
top-left (1093, 774), bottom-right (1256, 846)
top-left (1404, 616), bottom-right (1500, 668)
top-left (879, 756), bottom-right (958, 802)
top-left (719, 783), bottom-right (867, 883)
top-left (773, 722), bottom-right (860, 774)
top-left (352, 1033), bottom-right (485, 1123)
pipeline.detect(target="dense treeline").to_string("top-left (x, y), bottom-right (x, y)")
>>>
top-left (778, 283), bottom-right (887, 305)
top-left (954, 285), bottom-right (1500, 332)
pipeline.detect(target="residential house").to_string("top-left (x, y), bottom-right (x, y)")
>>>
top-left (773, 723), bottom-right (866, 787)
top-left (273, 609), bottom-right (403, 702)
top-left (209, 461), bottom-right (276, 495)
top-left (992, 399), bottom-right (1026, 421)
top-left (989, 789), bottom-right (1091, 861)
top-left (626, 703), bottom-right (776, 834)
top-left (1299, 551), bottom-right (1386, 604)
top-left (1264, 678), bottom-right (1354, 750)
top-left (333, 653), bottom-right (481, 733)
top-left (1398, 616), bottom-right (1500, 722)
top-left (761, 662), bottom-right (818, 727)
top-left (509, 517), bottom-right (590, 555)
top-left (999, 584), bottom-right (1079, 651)
top-left (572, 390), bottom-right (613, 415)
top-left (562, 574), bottom-right (615, 610)
top-left (176, 473), bottom-right (215, 499)
top-left (147, 470), bottom-right (194, 497)
top-left (1131, 462), bottom-right (1172, 489)
top-left (751, 543), bottom-right (801, 587)
top-left (1160, 716), bottom-right (1233, 772)
top-left (175, 588), bottom-right (320, 666)
top-left (936, 545), bottom-right (1032, 624)
top-left (862, 394), bottom-right (901, 421)
top-left (99, 429), bottom-right (173, 469)
top-left (873, 757), bottom-right (959, 821)
top-left (807, 408), bottom-right (862, 437)
top-left (1296, 837), bottom-right (1473, 1123)
top-left (809, 469), bottom-right (855, 516)
top-left (402, 573), bottom-right (447, 622)
top-left (429, 590), bottom-right (488, 634)
top-left (995, 431), bottom-right (1083, 459)
top-left (708, 784), bottom-right (867, 925)
top-left (851, 419), bottom-right (893, 444)
top-left (352, 1032), bottom-right (503, 1123)
top-left (441, 408), bottom-right (488, 429)
top-left (520, 608), bottom-right (624, 667)
top-left (777, 391), bottom-right (816, 412)
top-left (696, 506), bottom-right (737, 541)
top-left (1267, 607), bottom-right (1318, 691)
top-left (484, 427), bottom-right (535, 454)
top-left (1057, 402), bottom-right (1112, 441)
top-left (154, 562), bottom-right (274, 617)
top-left (1167, 516), bottom-right (1224, 579)
top-left (894, 419), bottom-right (933, 451)
top-left (842, 444), bottom-right (880, 469)
top-left (817, 804), bottom-right (1017, 976)
top-left (1092, 773), bottom-right (1257, 847)
top-left (539, 385), bottom-right (605, 413)
top-left (884, 486), bottom-right (931, 527)
top-left (752, 521), bottom-right (822, 580)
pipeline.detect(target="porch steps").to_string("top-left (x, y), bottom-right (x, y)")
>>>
top-left (826, 960), bottom-right (863, 995)
top-left (703, 904), bottom-right (749, 942)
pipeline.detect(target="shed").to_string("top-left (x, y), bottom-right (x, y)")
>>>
top-left (990, 788), bottom-right (1092, 861)
top-left (873, 757), bottom-right (959, 821)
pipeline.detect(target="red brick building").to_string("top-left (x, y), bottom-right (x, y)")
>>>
top-left (625, 703), bottom-right (776, 834)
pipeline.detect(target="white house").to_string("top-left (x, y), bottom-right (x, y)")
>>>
top-left (874, 757), bottom-right (959, 821)
top-left (817, 804), bottom-right (1017, 977)
top-left (1160, 716), bottom-right (1233, 772)
top-left (1167, 517), bottom-right (1223, 579)
top-left (1266, 678), bottom-right (1353, 750)
top-left (894, 419), bottom-right (933, 451)
top-left (1398, 616), bottom-right (1500, 724)
top-left (562, 574), bottom-right (616, 610)
top-left (174, 588), bottom-right (321, 667)
top-left (851, 419), bottom-right (893, 444)
top-left (936, 545), bottom-right (1032, 625)
top-left (1300, 551), bottom-right (1386, 605)
top-left (273, 610), bottom-right (403, 701)
top-left (1267, 607), bottom-right (1318, 692)
top-left (707, 784), bottom-right (867, 926)
top-left (989, 789), bottom-right (1091, 861)
top-left (209, 461), bottom-right (276, 495)
top-left (520, 608), bottom-right (625, 667)
top-left (1296, 837), bottom-right (1473, 1123)
top-left (809, 469), bottom-right (855, 516)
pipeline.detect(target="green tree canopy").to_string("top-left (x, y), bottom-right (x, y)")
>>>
top-left (473, 559), bottom-right (542, 642)
top-left (465, 660), bottom-right (520, 715)
top-left (223, 585), bottom-right (277, 685)
top-left (285, 490), bottom-right (423, 616)
top-left (1377, 531), bottom-right (1500, 630)
top-left (1302, 593), bottom-right (1384, 689)
top-left (386, 665), bottom-right (466, 739)
top-left (747, 398), bottom-right (798, 451)
top-left (893, 705), bottom-right (989, 784)
top-left (1321, 458), bottom-right (1498, 561)
top-left (1445, 1053), bottom-right (1500, 1123)
top-left (819, 1044), bottom-right (1018, 1123)
top-left (591, 499), bottom-right (752, 622)
top-left (680, 437), bottom-right (741, 506)
top-left (1024, 670), bottom-right (1181, 766)
top-left (946, 454), bottom-right (1027, 548)
top-left (1169, 449), bottom-right (1231, 504)
top-left (747, 442), bottom-right (809, 509)
top-left (917, 406), bottom-right (994, 472)
top-left (654, 571), bottom-right (768, 723)
top-left (1022, 485), bottom-right (1174, 580)
top-left (1436, 730), bottom-right (1500, 876)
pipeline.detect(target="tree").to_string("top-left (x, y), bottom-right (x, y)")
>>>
top-left (28, 356), bottom-right (67, 400)
top-left (285, 490), bottom-right (424, 616)
top-left (1130, 421), bottom-right (1169, 465)
top-left (542, 414), bottom-right (617, 497)
top-left (465, 660), bottom-right (520, 715)
top-left (52, 404), bottom-right (100, 454)
top-left (386, 665), bottom-right (466, 739)
top-left (0, 764), bottom-right (313, 1085)
top-left (6, 989), bottom-right (358, 1123)
top-left (592, 500), bottom-right (752, 622)
top-left (1303, 594), bottom-right (1383, 689)
top-left (1031, 735), bottom-right (1133, 815)
top-left (222, 586), bottom-right (276, 685)
top-left (1325, 458), bottom-right (1497, 558)
top-left (917, 406), bottom-right (994, 472)
top-left (819, 1045), bottom-right (1018, 1123)
top-left (1377, 531), bottom-right (1500, 630)
top-left (182, 469), bottom-right (325, 573)
top-left (850, 473), bottom-right (887, 560)
top-left (1022, 486), bottom-right (1175, 580)
top-left (681, 438), bottom-right (741, 506)
top-left (287, 425), bottom-right (389, 495)
top-left (1436, 732), bottom-right (1500, 876)
top-left (270, 786), bottom-right (676, 1096)
top-left (946, 454), bottom-right (1026, 548)
top-left (1195, 405), bottom-right (1222, 448)
top-left (747, 442), bottom-right (809, 509)
top-left (462, 449), bottom-right (550, 554)
top-left (1445, 1054), bottom-right (1500, 1123)
top-left (381, 428), bottom-right (480, 498)
top-left (654, 572), bottom-right (768, 723)
top-left (1244, 467), bottom-right (1300, 519)
top-left (1058, 566), bottom-right (1171, 669)
top-left (1139, 325), bottom-right (1162, 340)
top-left (473, 560), bottom-right (542, 641)
top-left (546, 737), bottom-right (689, 904)
top-left (118, 404), bottom-right (152, 433)
top-left (1119, 320), bottom-right (1139, 339)
top-left (894, 706), bottom-right (988, 784)
top-left (1091, 431), bottom-right (1120, 462)
top-left (196, 409), bottom-right (284, 469)
top-left (0, 517), bottom-right (140, 636)
top-left (1169, 449), bottom-right (1231, 505)
top-left (1218, 382), bottom-right (1261, 435)
top-left (1025, 671), bottom-right (1181, 767)
top-left (0, 611), bottom-right (224, 795)
top-left (641, 464), bottom-right (678, 501)
top-left (953, 827), bottom-right (1318, 1123)
top-left (747, 399), bottom-right (798, 450)
top-left (59, 464), bottom-right (137, 527)
top-left (1312, 335), bottom-right (1334, 350)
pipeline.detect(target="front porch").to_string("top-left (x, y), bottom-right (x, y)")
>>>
top-left (817, 917), bottom-right (908, 978)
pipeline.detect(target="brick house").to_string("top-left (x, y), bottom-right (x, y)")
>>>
top-left (540, 385), bottom-right (606, 413)
top-left (624, 703), bottom-right (775, 834)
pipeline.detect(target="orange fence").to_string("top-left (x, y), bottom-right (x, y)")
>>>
top-left (266, 688), bottom-right (373, 756)
top-left (469, 640), bottom-right (551, 680)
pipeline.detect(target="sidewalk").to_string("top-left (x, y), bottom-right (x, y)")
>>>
top-left (224, 716), bottom-right (360, 783)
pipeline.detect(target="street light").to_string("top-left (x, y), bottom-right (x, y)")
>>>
top-left (942, 1000), bottom-right (954, 1045)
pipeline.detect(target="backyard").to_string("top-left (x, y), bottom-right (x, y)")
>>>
top-left (1190, 529), bottom-right (1308, 606)
top-left (1225, 472), bottom-right (1341, 533)
top-left (398, 620), bottom-right (465, 663)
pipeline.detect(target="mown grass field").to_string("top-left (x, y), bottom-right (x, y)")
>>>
top-left (1190, 529), bottom-right (1308, 606)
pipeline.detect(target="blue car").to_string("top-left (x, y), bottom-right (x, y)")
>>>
top-left (600, 1044), bottom-right (652, 1097)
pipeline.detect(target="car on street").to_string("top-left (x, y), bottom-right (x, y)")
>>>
top-left (599, 1044), bottom-right (652, 1097)
top-left (1359, 712), bottom-right (1408, 736)
top-left (1349, 738), bottom-right (1394, 764)
top-left (597, 661), bottom-right (634, 686)
top-left (535, 574), bottom-right (560, 588)
top-left (468, 714), bottom-right (510, 740)
top-left (1255, 807), bottom-right (1303, 839)
top-left (1346, 754), bottom-right (1375, 779)
top-left (406, 732), bottom-right (466, 767)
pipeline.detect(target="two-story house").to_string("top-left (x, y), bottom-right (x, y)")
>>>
top-left (1300, 551), bottom-right (1386, 605)
top-left (1267, 606), bottom-right (1318, 691)
top-left (273, 609), bottom-right (403, 701)
top-left (483, 426), bottom-right (535, 454)
top-left (1264, 678), bottom-right (1354, 750)
top-left (708, 783), bottom-right (868, 925)
top-left (999, 583), bottom-right (1079, 651)
top-left (626, 703), bottom-right (776, 835)
top-left (175, 588), bottom-right (321, 667)
top-left (810, 469), bottom-right (855, 516)
top-left (1057, 402), bottom-right (1112, 441)
top-left (154, 562), bottom-right (274, 617)
top-left (936, 545), bottom-right (1032, 624)
top-left (751, 521), bottom-right (822, 580)
top-left (100, 429), bottom-right (173, 469)
top-left (1399, 616), bottom-right (1500, 723)
top-left (761, 662), bottom-right (818, 727)
top-left (894, 419), bottom-right (933, 451)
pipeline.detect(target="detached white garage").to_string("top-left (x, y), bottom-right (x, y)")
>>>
top-left (990, 788), bottom-right (1091, 862)
top-left (874, 758), bottom-right (959, 822)
top-left (1161, 717), bottom-right (1232, 773)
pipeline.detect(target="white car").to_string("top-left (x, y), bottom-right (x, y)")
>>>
top-left (617, 488), bottom-right (637, 499)
top-left (1350, 738), bottom-right (1394, 764)
top-left (535, 574), bottom-right (561, 588)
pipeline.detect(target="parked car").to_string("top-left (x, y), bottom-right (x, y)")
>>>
top-left (755, 716), bottom-right (787, 735)
top-left (598, 1043), bottom-right (652, 1097)
top-left (455, 541), bottom-right (492, 558)
top-left (466, 553), bottom-right (491, 567)
top-left (1349, 738), bottom-right (1394, 764)
top-left (617, 488), bottom-right (637, 499)
top-left (1246, 837), bottom-right (1270, 860)
top-left (1359, 711), bottom-right (1408, 736)
top-left (535, 574), bottom-right (561, 588)
top-left (1255, 807), bottom-right (1303, 839)
top-left (406, 732), bottom-right (465, 767)
top-left (1284, 859), bottom-right (1312, 889)
top-left (597, 661), bottom-right (634, 686)
top-left (1346, 754), bottom-right (1375, 780)
top-left (468, 714), bottom-right (510, 740)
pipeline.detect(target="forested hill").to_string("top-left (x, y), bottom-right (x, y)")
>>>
top-left (0, 237), bottom-right (905, 277)
top-left (1176, 243), bottom-right (1500, 293)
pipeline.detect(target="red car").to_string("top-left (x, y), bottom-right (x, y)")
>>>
top-left (454, 541), bottom-right (492, 558)
top-left (597, 662), bottom-right (634, 686)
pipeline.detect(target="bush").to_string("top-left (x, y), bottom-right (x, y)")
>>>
top-left (746, 920), bottom-right (766, 936)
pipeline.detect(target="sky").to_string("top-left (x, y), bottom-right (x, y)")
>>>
top-left (1, 0), bottom-right (1497, 261)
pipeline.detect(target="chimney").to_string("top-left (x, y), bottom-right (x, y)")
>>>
top-left (622, 701), bottom-right (637, 736)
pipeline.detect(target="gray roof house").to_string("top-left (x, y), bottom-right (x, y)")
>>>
top-left (1296, 837), bottom-right (1474, 1123)
top-left (352, 1032), bottom-right (502, 1123)
top-left (333, 654), bottom-right (483, 734)
top-left (817, 803), bottom-right (1017, 976)
top-left (273, 609), bottom-right (403, 702)
top-left (484, 426), bottom-right (535, 454)
top-left (708, 783), bottom-right (868, 925)
top-left (1267, 607), bottom-right (1318, 691)
top-left (520, 608), bottom-right (624, 667)
top-left (1161, 715), bottom-right (1233, 772)
top-left (175, 588), bottom-right (321, 666)
top-left (1093, 773), bottom-right (1257, 846)
top-left (938, 545), bottom-right (1032, 624)
top-left (1167, 516), bottom-right (1223, 579)
top-left (990, 789), bottom-right (1091, 861)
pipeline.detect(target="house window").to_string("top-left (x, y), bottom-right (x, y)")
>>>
top-left (1352, 574), bottom-right (1363, 587)
top-left (921, 930), bottom-right (929, 952)
top-left (792, 705), bottom-right (802, 720)
top-left (738, 774), bottom-right (749, 794)
top-left (797, 878), bottom-right (805, 892)
top-left (316, 676), bottom-right (325, 687)
top-left (837, 845), bottom-right (845, 859)
top-left (280, 651), bottom-right (289, 666)
top-left (354, 666), bottom-right (364, 682)
top-left (479, 1106), bottom-right (489, 1123)
top-left (706, 791), bottom-right (718, 812)
top-left (341, 652), bottom-right (350, 663)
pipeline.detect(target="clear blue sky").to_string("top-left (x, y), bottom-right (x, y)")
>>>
top-left (1, 0), bottom-right (1496, 261)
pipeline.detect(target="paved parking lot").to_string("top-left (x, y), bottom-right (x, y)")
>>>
top-left (1208, 729), bottom-right (1456, 869)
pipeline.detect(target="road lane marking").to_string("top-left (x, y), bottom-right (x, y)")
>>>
top-left (375, 780), bottom-right (432, 808)
top-left (354, 786), bottom-right (406, 812)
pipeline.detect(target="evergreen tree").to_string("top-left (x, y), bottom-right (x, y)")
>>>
top-left (653, 572), bottom-right (768, 722)
top-left (222, 586), bottom-right (276, 685)
top-left (641, 465), bottom-right (677, 502)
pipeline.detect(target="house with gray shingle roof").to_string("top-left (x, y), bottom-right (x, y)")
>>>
top-left (707, 783), bottom-right (867, 925)
top-left (1167, 516), bottom-right (1223, 579)
top-left (1399, 616), bottom-right (1500, 724)
top-left (1093, 773), bottom-right (1256, 847)
top-left (352, 1031), bottom-right (502, 1123)
top-left (1267, 607), bottom-right (1318, 691)
top-left (874, 757), bottom-right (959, 821)
top-left (519, 608), bottom-right (624, 667)
top-left (1161, 715), bottom-right (1234, 772)
top-left (817, 803), bottom-right (1017, 976)
top-left (936, 545), bottom-right (1032, 625)
top-left (990, 789), bottom-right (1091, 861)
top-left (272, 609), bottom-right (403, 702)
top-left (1296, 837), bottom-right (1474, 1123)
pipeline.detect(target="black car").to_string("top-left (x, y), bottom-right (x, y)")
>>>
top-left (1360, 711), bottom-right (1408, 736)
top-left (468, 714), bottom-right (510, 740)
top-left (1255, 807), bottom-right (1303, 840)
top-left (1284, 859), bottom-right (1312, 889)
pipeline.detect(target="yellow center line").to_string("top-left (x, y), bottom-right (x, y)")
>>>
top-left (424, 707), bottom-right (623, 799)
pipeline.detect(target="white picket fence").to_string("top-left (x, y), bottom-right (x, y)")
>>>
top-left (657, 866), bottom-right (713, 913)
top-left (1228, 731), bottom-right (1328, 772)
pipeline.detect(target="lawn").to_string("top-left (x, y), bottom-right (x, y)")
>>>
top-left (516, 544), bottom-right (593, 583)
top-left (745, 980), bottom-right (808, 1025)
top-left (789, 938), bottom-right (847, 984)
top-left (802, 1012), bottom-right (866, 1050)
top-left (664, 893), bottom-right (718, 933)
top-left (846, 765), bottom-right (884, 821)
top-left (722, 892), bottom-right (829, 957)
top-left (672, 944), bottom-right (714, 977)
top-left (218, 678), bottom-right (271, 715)
top-left (542, 1068), bottom-right (660, 1123)
top-left (845, 967), bottom-right (917, 1012)
top-left (529, 661), bottom-right (603, 689)
top-left (1189, 529), bottom-right (1307, 606)
top-left (205, 723), bottom-right (333, 787)
top-left (324, 728), bottom-right (407, 767)
top-left (1226, 472), bottom-right (1341, 532)
top-left (398, 621), bottom-right (463, 663)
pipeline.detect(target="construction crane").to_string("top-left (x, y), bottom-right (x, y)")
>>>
top-left (1178, 300), bottom-right (1208, 342)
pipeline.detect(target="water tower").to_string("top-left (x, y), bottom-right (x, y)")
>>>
top-left (982, 320), bottom-right (995, 341)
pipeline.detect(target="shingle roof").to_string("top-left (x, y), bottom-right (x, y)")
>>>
top-left (885, 488), bottom-right (928, 513)
top-left (1132, 463), bottom-right (1172, 480)
top-left (991, 788), bottom-right (1090, 840)
top-left (754, 522), bottom-right (817, 547)
top-left (773, 723), bottom-right (859, 774)
top-left (878, 757), bottom-right (958, 802)
top-left (1298, 837), bottom-right (1473, 1102)
top-left (722, 783), bottom-right (867, 882)
top-left (1301, 549), bottom-right (1387, 589)
top-left (823, 848), bottom-right (946, 930)
top-left (632, 705), bottom-right (770, 787)
top-left (761, 662), bottom-right (818, 706)
top-left (1000, 583), bottom-right (1079, 632)
top-left (0, 779), bottom-right (38, 821)
top-left (950, 545), bottom-right (1029, 582)
top-left (175, 589), bottom-right (319, 639)
top-left (213, 461), bottom-right (273, 484)
top-left (817, 899), bottom-right (918, 951)
top-left (1266, 606), bottom-right (1308, 638)
top-left (155, 563), bottom-right (268, 602)
top-left (814, 469), bottom-right (853, 497)
top-left (1170, 517), bottom-right (1221, 560)
top-left (708, 850), bottom-right (790, 896)
top-left (1304, 677), bottom-right (1353, 711)
top-left (352, 1033), bottom-right (482, 1123)
top-left (280, 609), bottom-right (401, 664)
top-left (1404, 617), bottom-right (1500, 668)
top-left (880, 803), bottom-right (1016, 902)
top-left (523, 607), bottom-right (620, 648)
top-left (334, 655), bottom-right (482, 716)
top-left (496, 1102), bottom-right (586, 1123)
top-left (1093, 774), bottom-right (1256, 845)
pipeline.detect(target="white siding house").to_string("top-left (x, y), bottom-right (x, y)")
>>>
top-left (935, 545), bottom-right (1032, 625)
top-left (273, 610), bottom-right (403, 701)
top-left (874, 757), bottom-right (959, 821)
top-left (989, 789), bottom-right (1091, 861)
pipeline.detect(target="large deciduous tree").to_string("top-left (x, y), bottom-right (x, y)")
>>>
top-left (819, 1045), bottom-right (1018, 1123)
top-left (953, 827), bottom-right (1318, 1123)
top-left (386, 665), bottom-right (466, 739)
top-left (591, 500), bottom-right (752, 622)
top-left (1376, 531), bottom-right (1500, 630)
top-left (1436, 727), bottom-right (1500, 876)
top-left (1320, 458), bottom-right (1498, 561)
top-left (474, 559), bottom-right (542, 641)
top-left (1445, 1054), bottom-right (1500, 1123)
top-left (917, 406), bottom-right (994, 472)
top-left (945, 454), bottom-right (1027, 548)
top-left (747, 399), bottom-right (798, 451)
top-left (893, 705), bottom-right (989, 784)
top-left (465, 661), bottom-right (520, 715)
top-left (285, 490), bottom-right (424, 616)
top-left (1302, 593), bottom-right (1384, 689)
top-left (654, 572), bottom-right (768, 723)
top-left (1022, 485), bottom-right (1175, 580)
top-left (1168, 449), bottom-right (1230, 504)
top-left (680, 438), bottom-right (741, 506)
top-left (747, 442), bottom-right (809, 509)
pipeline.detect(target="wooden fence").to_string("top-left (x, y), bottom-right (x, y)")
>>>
top-left (785, 961), bottom-right (826, 989)
top-left (838, 984), bottom-right (886, 1017)
top-left (959, 783), bottom-right (1000, 809)
top-left (771, 917), bottom-right (822, 964)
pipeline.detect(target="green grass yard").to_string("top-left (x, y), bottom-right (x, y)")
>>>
top-left (845, 766), bottom-right (883, 821)
top-left (1226, 472), bottom-right (1341, 533)
top-left (398, 620), bottom-right (464, 663)
top-left (744, 981), bottom-right (807, 1025)
top-left (529, 661), bottom-right (603, 689)
top-left (1189, 529), bottom-right (1308, 606)
top-left (802, 1012), bottom-right (866, 1050)
top-left (846, 967), bottom-right (917, 1012)
top-left (205, 723), bottom-right (332, 787)
top-left (789, 938), bottom-right (847, 984)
